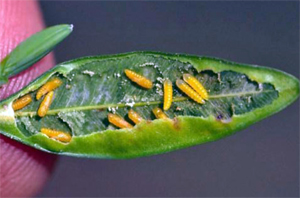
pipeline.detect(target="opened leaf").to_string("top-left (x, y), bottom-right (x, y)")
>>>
top-left (0, 52), bottom-right (298, 158)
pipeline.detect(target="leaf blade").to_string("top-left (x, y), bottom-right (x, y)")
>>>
top-left (0, 24), bottom-right (73, 86)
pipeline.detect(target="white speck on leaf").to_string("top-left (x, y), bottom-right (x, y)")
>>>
top-left (82, 70), bottom-right (95, 77)
top-left (258, 83), bottom-right (263, 91)
top-left (156, 77), bottom-right (164, 83)
top-left (113, 73), bottom-right (121, 78)
top-left (125, 101), bottom-right (135, 107)
top-left (65, 84), bottom-right (71, 89)
top-left (140, 62), bottom-right (155, 67)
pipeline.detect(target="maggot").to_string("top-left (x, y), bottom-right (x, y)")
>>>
top-left (36, 78), bottom-right (62, 100)
top-left (183, 74), bottom-right (208, 100)
top-left (38, 91), bottom-right (54, 117)
top-left (176, 79), bottom-right (205, 104)
top-left (163, 79), bottom-right (173, 110)
top-left (152, 107), bottom-right (168, 119)
top-left (124, 69), bottom-right (153, 89)
top-left (41, 128), bottom-right (72, 143)
top-left (108, 113), bottom-right (133, 129)
top-left (128, 109), bottom-right (144, 124)
top-left (12, 94), bottom-right (32, 111)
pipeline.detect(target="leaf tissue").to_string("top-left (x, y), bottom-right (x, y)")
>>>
top-left (0, 52), bottom-right (299, 158)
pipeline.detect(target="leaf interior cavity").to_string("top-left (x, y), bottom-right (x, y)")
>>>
top-left (14, 54), bottom-right (279, 137)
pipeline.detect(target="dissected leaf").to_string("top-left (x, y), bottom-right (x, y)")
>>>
top-left (0, 52), bottom-right (299, 158)
top-left (0, 24), bottom-right (73, 87)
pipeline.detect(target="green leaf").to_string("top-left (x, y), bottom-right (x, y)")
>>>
top-left (0, 52), bottom-right (299, 158)
top-left (0, 24), bottom-right (73, 87)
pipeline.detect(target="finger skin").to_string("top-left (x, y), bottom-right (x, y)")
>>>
top-left (0, 0), bottom-right (57, 197)
top-left (0, 136), bottom-right (57, 197)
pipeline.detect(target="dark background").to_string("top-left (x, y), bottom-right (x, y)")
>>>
top-left (38, 1), bottom-right (299, 197)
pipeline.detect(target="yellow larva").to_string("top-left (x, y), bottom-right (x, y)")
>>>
top-left (152, 107), bottom-right (168, 119)
top-left (183, 74), bottom-right (208, 100)
top-left (128, 109), bottom-right (144, 124)
top-left (176, 79), bottom-right (205, 104)
top-left (108, 113), bottom-right (133, 129)
top-left (38, 91), bottom-right (54, 117)
top-left (36, 78), bottom-right (62, 100)
top-left (41, 128), bottom-right (72, 143)
top-left (163, 79), bottom-right (173, 110)
top-left (12, 94), bottom-right (32, 111)
top-left (124, 69), bottom-right (153, 89)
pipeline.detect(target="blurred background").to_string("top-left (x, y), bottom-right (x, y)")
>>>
top-left (38, 1), bottom-right (299, 197)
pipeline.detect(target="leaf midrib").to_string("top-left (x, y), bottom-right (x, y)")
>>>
top-left (13, 90), bottom-right (274, 117)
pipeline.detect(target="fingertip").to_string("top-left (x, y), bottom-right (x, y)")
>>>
top-left (0, 135), bottom-right (58, 197)
top-left (0, 0), bottom-right (58, 197)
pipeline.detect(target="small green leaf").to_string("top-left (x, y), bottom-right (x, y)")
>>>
top-left (0, 24), bottom-right (73, 87)
top-left (0, 52), bottom-right (299, 158)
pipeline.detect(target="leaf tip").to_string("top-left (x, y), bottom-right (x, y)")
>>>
top-left (69, 24), bottom-right (74, 32)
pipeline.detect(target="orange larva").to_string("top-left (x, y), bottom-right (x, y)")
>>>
top-left (152, 107), bottom-right (168, 119)
top-left (124, 69), bottom-right (153, 89)
top-left (108, 113), bottom-right (133, 129)
top-left (38, 91), bottom-right (54, 117)
top-left (128, 109), bottom-right (144, 124)
top-left (36, 78), bottom-right (62, 100)
top-left (163, 79), bottom-right (173, 110)
top-left (41, 128), bottom-right (72, 143)
top-left (176, 79), bottom-right (205, 104)
top-left (12, 94), bottom-right (32, 111)
top-left (183, 74), bottom-right (208, 100)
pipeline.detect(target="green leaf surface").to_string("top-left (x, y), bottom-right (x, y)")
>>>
top-left (0, 24), bottom-right (73, 87)
top-left (0, 52), bottom-right (299, 158)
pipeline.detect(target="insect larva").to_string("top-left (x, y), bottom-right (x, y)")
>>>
top-left (108, 113), bottom-right (133, 129)
top-left (152, 107), bottom-right (168, 119)
top-left (124, 69), bottom-right (153, 89)
top-left (38, 91), bottom-right (54, 117)
top-left (41, 128), bottom-right (72, 143)
top-left (36, 78), bottom-right (62, 100)
top-left (128, 109), bottom-right (144, 124)
top-left (183, 74), bottom-right (208, 100)
top-left (163, 79), bottom-right (173, 110)
top-left (176, 79), bottom-right (205, 104)
top-left (12, 94), bottom-right (32, 111)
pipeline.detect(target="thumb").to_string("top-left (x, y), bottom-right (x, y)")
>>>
top-left (0, 0), bottom-right (57, 197)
